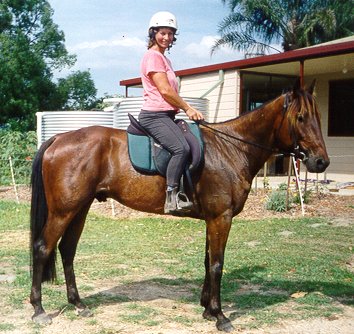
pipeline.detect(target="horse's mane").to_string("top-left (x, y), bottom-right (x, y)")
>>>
top-left (209, 87), bottom-right (317, 127)
top-left (208, 93), bottom-right (284, 127)
top-left (287, 88), bottom-right (318, 129)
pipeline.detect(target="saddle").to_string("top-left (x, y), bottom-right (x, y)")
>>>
top-left (126, 113), bottom-right (203, 176)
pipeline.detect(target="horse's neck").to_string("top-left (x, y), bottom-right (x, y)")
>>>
top-left (220, 96), bottom-right (284, 175)
top-left (233, 97), bottom-right (283, 143)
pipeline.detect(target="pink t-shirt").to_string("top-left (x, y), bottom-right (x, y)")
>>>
top-left (141, 49), bottom-right (179, 111)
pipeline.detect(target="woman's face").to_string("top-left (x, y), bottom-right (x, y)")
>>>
top-left (154, 27), bottom-right (175, 52)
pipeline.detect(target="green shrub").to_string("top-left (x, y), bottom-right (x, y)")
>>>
top-left (293, 190), bottom-right (312, 204)
top-left (0, 130), bottom-right (37, 185)
top-left (263, 176), bottom-right (270, 190)
top-left (265, 182), bottom-right (312, 212)
top-left (265, 189), bottom-right (289, 212)
top-left (278, 182), bottom-right (288, 191)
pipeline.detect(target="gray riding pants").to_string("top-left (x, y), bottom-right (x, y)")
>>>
top-left (138, 110), bottom-right (190, 187)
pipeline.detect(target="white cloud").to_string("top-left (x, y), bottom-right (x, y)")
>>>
top-left (70, 37), bottom-right (145, 51)
top-left (183, 35), bottom-right (242, 60)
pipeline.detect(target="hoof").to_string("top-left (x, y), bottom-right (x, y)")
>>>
top-left (75, 307), bottom-right (93, 318)
top-left (32, 313), bottom-right (52, 325)
top-left (216, 318), bottom-right (234, 333)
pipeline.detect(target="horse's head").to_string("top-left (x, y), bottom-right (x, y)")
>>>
top-left (276, 79), bottom-right (330, 173)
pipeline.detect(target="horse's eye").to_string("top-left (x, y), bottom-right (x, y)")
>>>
top-left (297, 114), bottom-right (304, 122)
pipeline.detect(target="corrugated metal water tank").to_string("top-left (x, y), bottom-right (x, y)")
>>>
top-left (36, 111), bottom-right (114, 147)
top-left (113, 97), bottom-right (209, 129)
top-left (36, 97), bottom-right (208, 147)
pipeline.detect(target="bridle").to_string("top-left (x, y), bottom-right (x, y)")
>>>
top-left (198, 93), bottom-right (309, 162)
top-left (275, 92), bottom-right (308, 162)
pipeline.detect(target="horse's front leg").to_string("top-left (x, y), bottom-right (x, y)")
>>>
top-left (200, 236), bottom-right (211, 314)
top-left (201, 213), bottom-right (234, 333)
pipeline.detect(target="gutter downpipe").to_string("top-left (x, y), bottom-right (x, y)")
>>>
top-left (199, 70), bottom-right (225, 98)
top-left (300, 59), bottom-right (304, 87)
top-left (177, 76), bottom-right (181, 91)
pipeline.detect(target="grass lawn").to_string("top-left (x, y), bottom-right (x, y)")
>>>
top-left (0, 199), bottom-right (353, 332)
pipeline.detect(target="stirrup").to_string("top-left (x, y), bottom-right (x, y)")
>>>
top-left (164, 188), bottom-right (193, 214)
top-left (176, 191), bottom-right (193, 211)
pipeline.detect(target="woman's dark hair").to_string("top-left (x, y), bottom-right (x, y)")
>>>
top-left (147, 27), bottom-right (177, 50)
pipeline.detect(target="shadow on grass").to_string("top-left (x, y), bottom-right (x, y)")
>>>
top-left (82, 264), bottom-right (354, 315)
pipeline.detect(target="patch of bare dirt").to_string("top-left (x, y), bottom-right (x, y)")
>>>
top-left (89, 190), bottom-right (354, 222)
top-left (0, 186), bottom-right (354, 220)
top-left (2, 185), bottom-right (352, 221)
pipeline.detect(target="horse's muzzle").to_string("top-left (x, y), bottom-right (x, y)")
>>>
top-left (305, 156), bottom-right (330, 173)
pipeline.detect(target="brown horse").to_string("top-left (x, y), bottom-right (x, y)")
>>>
top-left (30, 80), bottom-right (329, 332)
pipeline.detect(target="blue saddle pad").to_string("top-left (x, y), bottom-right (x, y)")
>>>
top-left (127, 114), bottom-right (203, 175)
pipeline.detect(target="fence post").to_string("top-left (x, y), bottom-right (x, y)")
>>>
top-left (286, 157), bottom-right (292, 210)
top-left (292, 156), bottom-right (305, 216)
top-left (110, 199), bottom-right (116, 217)
top-left (254, 173), bottom-right (258, 195)
top-left (263, 162), bottom-right (267, 188)
top-left (8, 156), bottom-right (20, 204)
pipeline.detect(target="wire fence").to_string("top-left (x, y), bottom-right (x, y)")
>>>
top-left (0, 156), bottom-right (33, 186)
top-left (0, 130), bottom-right (37, 190)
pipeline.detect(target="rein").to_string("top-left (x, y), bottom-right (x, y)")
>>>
top-left (197, 93), bottom-right (308, 161)
top-left (198, 120), bottom-right (278, 154)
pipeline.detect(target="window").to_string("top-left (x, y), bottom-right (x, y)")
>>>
top-left (328, 79), bottom-right (354, 137)
top-left (240, 72), bottom-right (297, 176)
top-left (241, 72), bottom-right (297, 113)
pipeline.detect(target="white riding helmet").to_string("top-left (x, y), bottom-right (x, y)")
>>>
top-left (149, 11), bottom-right (178, 31)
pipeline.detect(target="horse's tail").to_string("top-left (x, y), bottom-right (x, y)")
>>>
top-left (30, 137), bottom-right (57, 283)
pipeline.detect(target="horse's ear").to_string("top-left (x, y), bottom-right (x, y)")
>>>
top-left (307, 79), bottom-right (316, 95)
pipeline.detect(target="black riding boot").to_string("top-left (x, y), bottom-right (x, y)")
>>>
top-left (164, 187), bottom-right (193, 214)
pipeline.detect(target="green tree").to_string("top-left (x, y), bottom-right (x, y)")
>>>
top-left (0, 0), bottom-right (99, 131)
top-left (0, 31), bottom-right (58, 130)
top-left (212, 0), bottom-right (354, 55)
top-left (56, 70), bottom-right (98, 110)
top-left (1, 0), bottom-right (75, 69)
top-left (329, 0), bottom-right (354, 39)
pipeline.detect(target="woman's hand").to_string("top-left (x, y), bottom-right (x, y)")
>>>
top-left (185, 107), bottom-right (204, 121)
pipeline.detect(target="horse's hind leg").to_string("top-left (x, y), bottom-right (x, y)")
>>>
top-left (30, 240), bottom-right (55, 324)
top-left (58, 203), bottom-right (92, 317)
top-left (30, 215), bottom-right (70, 324)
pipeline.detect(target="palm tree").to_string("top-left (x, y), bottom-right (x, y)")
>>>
top-left (329, 0), bottom-right (354, 39)
top-left (212, 0), bottom-right (353, 55)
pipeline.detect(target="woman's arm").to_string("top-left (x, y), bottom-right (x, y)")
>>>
top-left (150, 72), bottom-right (204, 121)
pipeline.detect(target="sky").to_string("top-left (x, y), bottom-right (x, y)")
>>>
top-left (48, 0), bottom-right (244, 97)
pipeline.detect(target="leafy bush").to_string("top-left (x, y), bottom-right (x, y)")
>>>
top-left (265, 182), bottom-right (313, 212)
top-left (278, 182), bottom-right (288, 191)
top-left (293, 190), bottom-right (312, 204)
top-left (0, 130), bottom-right (37, 185)
top-left (265, 189), bottom-right (289, 212)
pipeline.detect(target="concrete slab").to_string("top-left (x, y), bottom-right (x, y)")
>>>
top-left (252, 172), bottom-right (354, 196)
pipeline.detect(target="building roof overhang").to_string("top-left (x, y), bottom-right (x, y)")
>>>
top-left (120, 37), bottom-right (354, 88)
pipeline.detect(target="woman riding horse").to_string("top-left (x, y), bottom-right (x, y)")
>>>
top-left (30, 79), bottom-right (329, 332)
